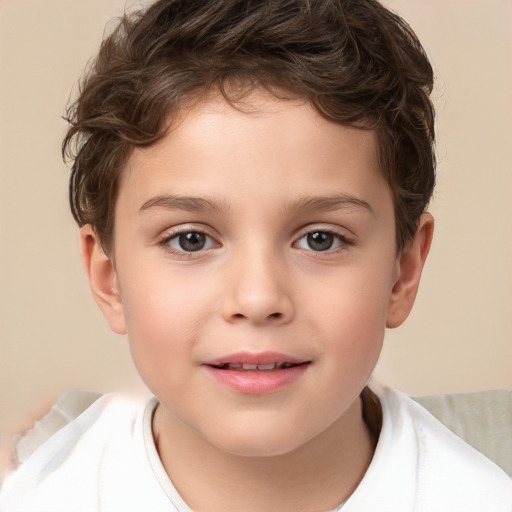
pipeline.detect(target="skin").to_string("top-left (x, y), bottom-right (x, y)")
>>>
top-left (81, 91), bottom-right (433, 512)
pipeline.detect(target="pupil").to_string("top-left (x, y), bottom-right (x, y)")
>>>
top-left (179, 232), bottom-right (206, 251)
top-left (307, 232), bottom-right (333, 251)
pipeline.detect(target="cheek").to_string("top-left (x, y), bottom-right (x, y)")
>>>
top-left (117, 270), bottom-right (214, 387)
top-left (320, 296), bottom-right (386, 376)
top-left (120, 259), bottom-right (214, 332)
top-left (308, 287), bottom-right (388, 430)
top-left (308, 263), bottom-right (394, 368)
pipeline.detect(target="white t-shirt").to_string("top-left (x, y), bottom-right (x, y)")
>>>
top-left (1, 387), bottom-right (511, 512)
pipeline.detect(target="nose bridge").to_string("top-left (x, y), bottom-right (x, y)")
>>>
top-left (222, 240), bottom-right (294, 325)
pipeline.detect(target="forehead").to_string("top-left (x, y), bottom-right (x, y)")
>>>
top-left (120, 92), bottom-right (390, 214)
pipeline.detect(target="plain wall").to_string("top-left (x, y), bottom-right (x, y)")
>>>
top-left (1, 0), bottom-right (511, 435)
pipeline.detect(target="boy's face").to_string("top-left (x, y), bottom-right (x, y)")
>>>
top-left (84, 91), bottom-right (431, 457)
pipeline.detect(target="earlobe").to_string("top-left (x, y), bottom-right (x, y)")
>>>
top-left (386, 213), bottom-right (434, 328)
top-left (79, 225), bottom-right (127, 335)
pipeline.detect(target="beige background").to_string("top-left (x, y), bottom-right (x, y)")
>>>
top-left (0, 0), bottom-right (511, 435)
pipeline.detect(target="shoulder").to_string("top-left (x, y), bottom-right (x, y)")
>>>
top-left (382, 387), bottom-right (512, 510)
top-left (0, 393), bottom-right (169, 512)
top-left (344, 387), bottom-right (512, 511)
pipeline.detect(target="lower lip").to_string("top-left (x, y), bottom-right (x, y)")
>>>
top-left (203, 365), bottom-right (309, 395)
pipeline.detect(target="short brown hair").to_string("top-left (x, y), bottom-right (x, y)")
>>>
top-left (64, 0), bottom-right (435, 255)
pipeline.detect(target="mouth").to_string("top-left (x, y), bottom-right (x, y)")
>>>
top-left (203, 351), bottom-right (311, 371)
top-left (208, 361), bottom-right (308, 371)
top-left (202, 353), bottom-right (311, 394)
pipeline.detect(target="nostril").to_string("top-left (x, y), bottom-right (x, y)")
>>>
top-left (269, 312), bottom-right (282, 319)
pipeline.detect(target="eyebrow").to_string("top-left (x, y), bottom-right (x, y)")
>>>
top-left (139, 194), bottom-right (229, 214)
top-left (285, 194), bottom-right (375, 216)
top-left (139, 193), bottom-right (374, 216)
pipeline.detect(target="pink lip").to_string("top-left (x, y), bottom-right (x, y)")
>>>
top-left (204, 351), bottom-right (306, 366)
top-left (202, 351), bottom-right (310, 395)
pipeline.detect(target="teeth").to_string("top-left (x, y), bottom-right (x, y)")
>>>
top-left (221, 363), bottom-right (279, 370)
top-left (257, 363), bottom-right (277, 371)
top-left (215, 362), bottom-right (302, 371)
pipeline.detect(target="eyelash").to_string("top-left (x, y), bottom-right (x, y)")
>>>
top-left (158, 227), bottom-right (354, 257)
top-left (158, 228), bottom-right (218, 258)
top-left (293, 229), bottom-right (354, 253)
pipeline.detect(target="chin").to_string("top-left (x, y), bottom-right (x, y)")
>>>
top-left (215, 437), bottom-right (303, 458)
top-left (201, 420), bottom-right (315, 458)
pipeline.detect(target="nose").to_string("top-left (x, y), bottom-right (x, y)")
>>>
top-left (221, 249), bottom-right (295, 326)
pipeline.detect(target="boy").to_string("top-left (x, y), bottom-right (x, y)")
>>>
top-left (1, 0), bottom-right (511, 510)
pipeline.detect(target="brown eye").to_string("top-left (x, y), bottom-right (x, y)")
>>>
top-left (178, 232), bottom-right (206, 251)
top-left (167, 231), bottom-right (215, 252)
top-left (306, 232), bottom-right (334, 251)
top-left (295, 230), bottom-right (351, 252)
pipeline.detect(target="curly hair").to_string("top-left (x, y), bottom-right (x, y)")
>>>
top-left (63, 0), bottom-right (435, 255)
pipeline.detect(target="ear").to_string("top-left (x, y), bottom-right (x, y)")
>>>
top-left (386, 213), bottom-right (434, 328)
top-left (79, 225), bottom-right (127, 335)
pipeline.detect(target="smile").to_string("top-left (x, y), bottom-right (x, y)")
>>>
top-left (202, 352), bottom-right (311, 394)
top-left (209, 362), bottom-right (305, 371)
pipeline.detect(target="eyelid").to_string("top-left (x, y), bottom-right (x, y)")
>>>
top-left (158, 224), bottom-right (221, 256)
top-left (293, 225), bottom-right (355, 251)
top-left (294, 223), bottom-right (355, 241)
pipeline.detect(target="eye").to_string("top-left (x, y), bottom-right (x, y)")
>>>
top-left (163, 231), bottom-right (217, 253)
top-left (295, 230), bottom-right (351, 252)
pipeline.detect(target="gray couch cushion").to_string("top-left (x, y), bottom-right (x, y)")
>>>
top-left (414, 390), bottom-right (512, 476)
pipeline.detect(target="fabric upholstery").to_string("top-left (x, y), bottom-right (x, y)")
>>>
top-left (414, 390), bottom-right (512, 476)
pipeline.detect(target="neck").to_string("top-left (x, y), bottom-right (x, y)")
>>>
top-left (153, 396), bottom-right (377, 512)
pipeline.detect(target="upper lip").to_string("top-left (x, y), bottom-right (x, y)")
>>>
top-left (203, 351), bottom-right (310, 367)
